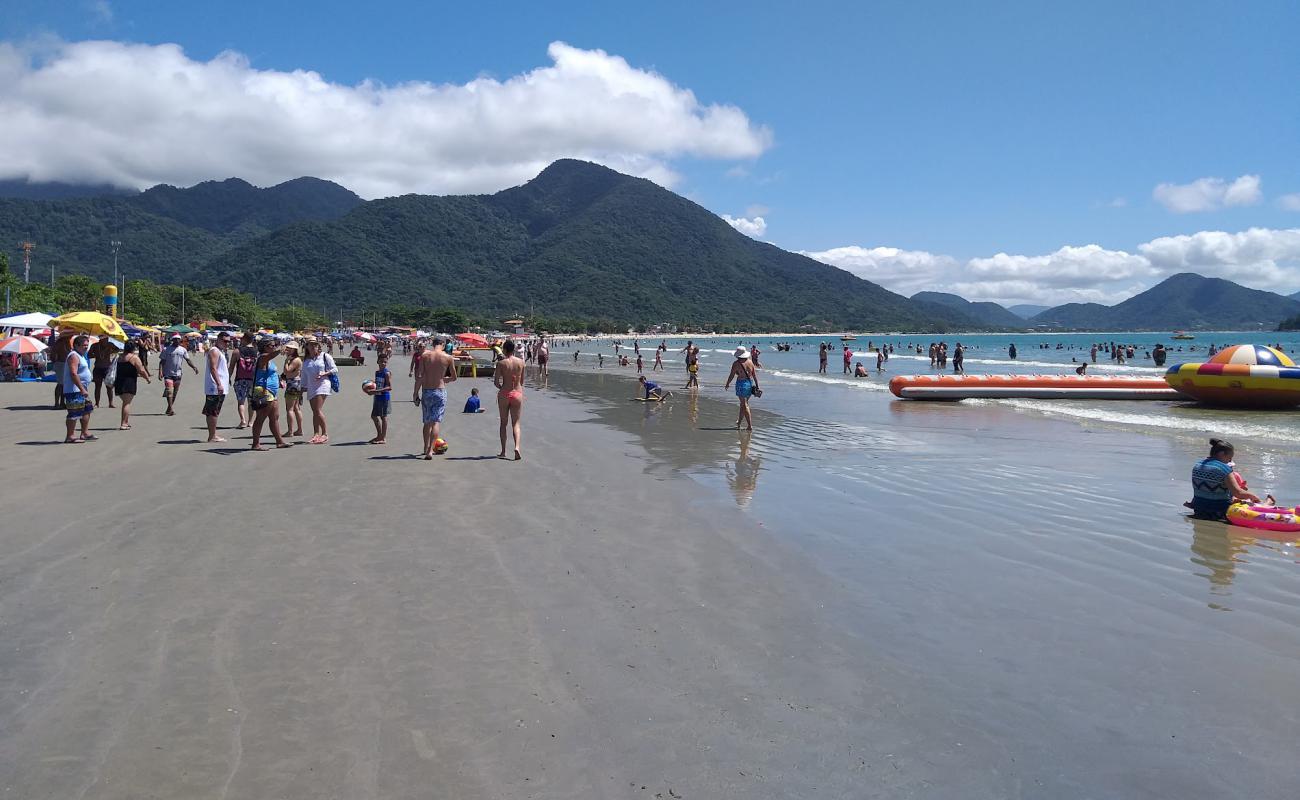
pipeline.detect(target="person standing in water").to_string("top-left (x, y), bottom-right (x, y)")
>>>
top-left (724, 346), bottom-right (760, 431)
top-left (952, 342), bottom-right (964, 374)
top-left (1008, 342), bottom-right (1017, 360)
top-left (818, 343), bottom-right (828, 374)
top-left (683, 345), bottom-right (700, 388)
top-left (536, 336), bottom-right (549, 378)
top-left (494, 339), bottom-right (525, 460)
top-left (652, 349), bottom-right (663, 371)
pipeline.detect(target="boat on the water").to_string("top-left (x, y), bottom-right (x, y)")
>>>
top-left (889, 374), bottom-right (1184, 401)
top-left (1172, 331), bottom-right (1195, 340)
top-left (840, 334), bottom-right (857, 342)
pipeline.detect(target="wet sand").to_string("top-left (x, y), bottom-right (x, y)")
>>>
top-left (3, 363), bottom-right (1299, 799)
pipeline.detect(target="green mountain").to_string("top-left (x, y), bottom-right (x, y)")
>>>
top-left (910, 291), bottom-right (1025, 329)
top-left (128, 177), bottom-right (362, 237)
top-left (1030, 273), bottom-right (1300, 330)
top-left (1008, 303), bottom-right (1050, 319)
top-left (0, 177), bottom-right (364, 286)
top-left (197, 160), bottom-right (979, 331)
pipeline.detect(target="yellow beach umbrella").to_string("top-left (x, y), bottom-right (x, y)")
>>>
top-left (53, 311), bottom-right (126, 340)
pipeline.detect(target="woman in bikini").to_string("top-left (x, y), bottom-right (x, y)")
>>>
top-left (493, 339), bottom-right (525, 460)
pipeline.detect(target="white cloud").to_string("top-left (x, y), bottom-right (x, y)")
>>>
top-left (723, 214), bottom-right (767, 238)
top-left (1153, 174), bottom-right (1262, 213)
top-left (1278, 193), bottom-right (1300, 212)
top-left (0, 39), bottom-right (771, 198)
top-left (799, 246), bottom-right (959, 295)
top-left (804, 228), bottom-right (1300, 306)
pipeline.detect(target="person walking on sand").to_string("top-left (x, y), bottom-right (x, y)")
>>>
top-left (160, 335), bottom-right (198, 416)
top-left (203, 331), bottom-right (231, 442)
top-left (89, 334), bottom-right (117, 408)
top-left (231, 332), bottom-right (257, 429)
top-left (413, 336), bottom-right (456, 459)
top-left (302, 336), bottom-right (338, 444)
top-left (62, 335), bottom-right (97, 443)
top-left (724, 346), bottom-right (760, 431)
top-left (536, 336), bottom-right (549, 378)
top-left (249, 339), bottom-right (291, 450)
top-left (281, 341), bottom-right (304, 437)
top-left (367, 354), bottom-right (393, 444)
top-left (494, 339), bottom-right (525, 460)
top-left (113, 341), bottom-right (151, 429)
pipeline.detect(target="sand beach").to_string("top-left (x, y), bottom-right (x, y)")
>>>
top-left (2, 352), bottom-right (1299, 799)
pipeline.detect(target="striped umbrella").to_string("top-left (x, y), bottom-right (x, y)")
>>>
top-left (0, 335), bottom-right (49, 355)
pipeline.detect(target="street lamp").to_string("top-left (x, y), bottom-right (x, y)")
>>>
top-left (110, 239), bottom-right (122, 289)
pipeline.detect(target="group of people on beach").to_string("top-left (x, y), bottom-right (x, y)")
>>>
top-left (52, 328), bottom-right (530, 460)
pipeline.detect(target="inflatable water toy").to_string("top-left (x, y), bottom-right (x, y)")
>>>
top-left (1164, 344), bottom-right (1300, 409)
top-left (1227, 502), bottom-right (1300, 534)
top-left (888, 374), bottom-right (1183, 401)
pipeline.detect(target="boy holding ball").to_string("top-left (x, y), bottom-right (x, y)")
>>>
top-left (367, 355), bottom-right (392, 444)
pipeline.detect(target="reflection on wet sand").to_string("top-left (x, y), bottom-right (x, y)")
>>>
top-left (727, 431), bottom-right (762, 507)
top-left (1188, 517), bottom-right (1300, 608)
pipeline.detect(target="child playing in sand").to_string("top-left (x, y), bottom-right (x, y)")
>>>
top-left (464, 387), bottom-right (483, 413)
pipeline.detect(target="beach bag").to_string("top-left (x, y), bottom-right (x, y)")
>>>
top-left (324, 354), bottom-right (340, 393)
top-left (751, 386), bottom-right (763, 398)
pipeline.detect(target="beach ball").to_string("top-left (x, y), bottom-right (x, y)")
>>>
top-left (361, 380), bottom-right (376, 394)
top-left (433, 437), bottom-right (449, 454)
top-left (1209, 344), bottom-right (1295, 368)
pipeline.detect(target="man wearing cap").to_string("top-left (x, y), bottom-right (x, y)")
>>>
top-left (160, 334), bottom-right (198, 416)
top-left (204, 332), bottom-right (232, 442)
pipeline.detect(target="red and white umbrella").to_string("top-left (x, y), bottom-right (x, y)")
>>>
top-left (0, 335), bottom-right (49, 355)
top-left (354, 331), bottom-right (376, 341)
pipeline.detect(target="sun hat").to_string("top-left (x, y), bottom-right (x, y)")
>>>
top-left (303, 335), bottom-right (319, 344)
top-left (734, 346), bottom-right (750, 359)
top-left (282, 341), bottom-right (300, 352)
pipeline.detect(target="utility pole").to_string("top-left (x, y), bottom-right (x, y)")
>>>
top-left (19, 241), bottom-right (34, 284)
top-left (111, 240), bottom-right (122, 291)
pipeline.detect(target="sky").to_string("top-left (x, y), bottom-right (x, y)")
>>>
top-left (1, 0), bottom-right (1297, 307)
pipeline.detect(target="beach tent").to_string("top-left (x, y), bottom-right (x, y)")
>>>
top-left (0, 311), bottom-right (55, 330)
top-left (162, 324), bottom-right (198, 335)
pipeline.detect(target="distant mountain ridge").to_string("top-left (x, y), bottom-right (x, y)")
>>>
top-left (1008, 304), bottom-right (1050, 319)
top-left (1029, 273), bottom-right (1300, 330)
top-left (0, 160), bottom-right (983, 331)
top-left (910, 291), bottom-right (1025, 329)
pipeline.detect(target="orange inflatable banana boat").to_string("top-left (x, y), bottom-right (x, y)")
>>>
top-left (889, 374), bottom-right (1185, 400)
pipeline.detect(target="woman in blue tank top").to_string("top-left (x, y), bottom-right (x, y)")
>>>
top-left (1189, 438), bottom-right (1260, 519)
top-left (250, 340), bottom-right (291, 451)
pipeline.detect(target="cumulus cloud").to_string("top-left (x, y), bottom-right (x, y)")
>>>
top-left (1153, 174), bottom-right (1262, 213)
top-left (1279, 193), bottom-right (1300, 212)
top-left (0, 39), bottom-right (771, 198)
top-left (804, 228), bottom-right (1300, 306)
top-left (798, 246), bottom-right (959, 295)
top-left (722, 214), bottom-right (767, 238)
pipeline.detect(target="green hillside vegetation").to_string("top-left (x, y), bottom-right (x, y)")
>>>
top-left (202, 160), bottom-right (980, 331)
top-left (910, 291), bottom-right (1025, 329)
top-left (1030, 273), bottom-right (1300, 330)
top-left (0, 160), bottom-right (982, 332)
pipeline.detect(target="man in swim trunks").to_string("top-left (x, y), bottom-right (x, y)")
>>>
top-left (160, 335), bottom-right (198, 416)
top-left (413, 336), bottom-right (456, 460)
top-left (536, 336), bottom-right (549, 377)
top-left (494, 339), bottom-right (525, 459)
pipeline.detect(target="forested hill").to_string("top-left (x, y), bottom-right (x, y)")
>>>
top-left (189, 160), bottom-right (985, 331)
top-left (1030, 273), bottom-right (1300, 330)
top-left (910, 291), bottom-right (1025, 329)
top-left (0, 160), bottom-right (979, 331)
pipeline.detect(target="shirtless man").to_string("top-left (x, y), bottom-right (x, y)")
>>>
top-left (412, 336), bottom-right (457, 460)
top-left (493, 339), bottom-right (525, 460)
top-left (536, 336), bottom-right (549, 378)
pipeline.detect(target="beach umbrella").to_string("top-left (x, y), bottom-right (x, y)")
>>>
top-left (52, 311), bottom-right (126, 340)
top-left (455, 332), bottom-right (490, 348)
top-left (354, 331), bottom-right (376, 341)
top-left (0, 311), bottom-right (55, 330)
top-left (162, 323), bottom-right (198, 335)
top-left (0, 335), bottom-right (48, 355)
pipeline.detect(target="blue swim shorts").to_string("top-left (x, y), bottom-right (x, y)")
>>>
top-left (421, 388), bottom-right (446, 424)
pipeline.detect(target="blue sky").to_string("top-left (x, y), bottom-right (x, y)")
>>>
top-left (1, 0), bottom-right (1297, 305)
